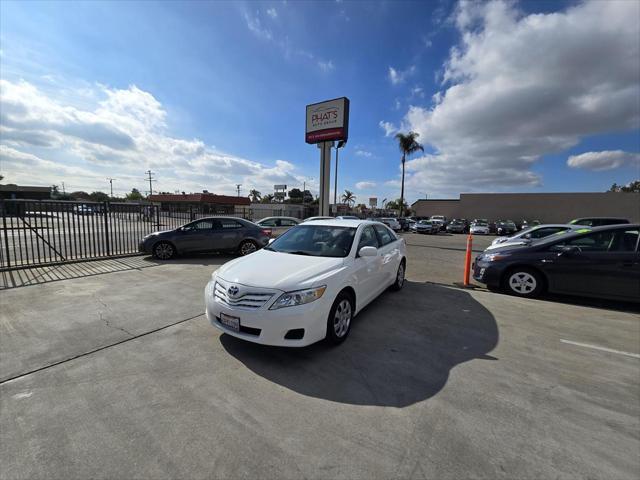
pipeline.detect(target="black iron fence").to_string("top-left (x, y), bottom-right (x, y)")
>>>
top-left (0, 200), bottom-right (251, 270)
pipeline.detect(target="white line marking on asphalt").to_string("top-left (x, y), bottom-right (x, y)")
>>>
top-left (560, 339), bottom-right (640, 359)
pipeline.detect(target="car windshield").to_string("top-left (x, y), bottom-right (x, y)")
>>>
top-left (265, 225), bottom-right (356, 258)
top-left (474, 222), bottom-right (488, 226)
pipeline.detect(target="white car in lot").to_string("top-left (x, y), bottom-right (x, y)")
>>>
top-left (205, 220), bottom-right (407, 347)
top-left (486, 224), bottom-right (582, 250)
top-left (255, 216), bottom-right (300, 237)
top-left (379, 217), bottom-right (402, 232)
top-left (470, 221), bottom-right (490, 235)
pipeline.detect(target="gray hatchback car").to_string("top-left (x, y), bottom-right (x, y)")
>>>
top-left (139, 217), bottom-right (270, 259)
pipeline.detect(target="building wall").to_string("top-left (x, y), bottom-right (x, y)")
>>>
top-left (250, 203), bottom-right (307, 220)
top-left (412, 192), bottom-right (640, 223)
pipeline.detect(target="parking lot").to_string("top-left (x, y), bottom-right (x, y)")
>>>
top-left (1, 234), bottom-right (639, 479)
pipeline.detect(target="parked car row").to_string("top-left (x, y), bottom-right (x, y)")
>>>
top-left (473, 223), bottom-right (639, 303)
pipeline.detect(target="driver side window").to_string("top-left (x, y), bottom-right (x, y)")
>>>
top-left (553, 231), bottom-right (617, 252)
top-left (358, 226), bottom-right (379, 250)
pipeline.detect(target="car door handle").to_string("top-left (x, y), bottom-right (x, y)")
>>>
top-left (621, 261), bottom-right (634, 267)
top-left (540, 259), bottom-right (553, 263)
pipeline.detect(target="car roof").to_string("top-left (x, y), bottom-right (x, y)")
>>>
top-left (509, 223), bottom-right (639, 249)
top-left (258, 216), bottom-right (299, 221)
top-left (298, 219), bottom-right (387, 228)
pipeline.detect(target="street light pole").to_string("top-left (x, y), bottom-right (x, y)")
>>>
top-left (333, 140), bottom-right (345, 212)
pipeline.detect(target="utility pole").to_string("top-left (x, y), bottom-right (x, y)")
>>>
top-left (333, 140), bottom-right (345, 208)
top-left (61, 182), bottom-right (66, 194)
top-left (236, 184), bottom-right (241, 197)
top-left (107, 178), bottom-right (115, 197)
top-left (145, 170), bottom-right (155, 197)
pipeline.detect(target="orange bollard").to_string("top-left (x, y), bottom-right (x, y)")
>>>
top-left (463, 233), bottom-right (473, 286)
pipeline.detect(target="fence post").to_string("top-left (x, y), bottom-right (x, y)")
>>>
top-left (103, 201), bottom-right (110, 256)
top-left (1, 200), bottom-right (10, 268)
top-left (189, 205), bottom-right (194, 221)
top-left (155, 204), bottom-right (161, 230)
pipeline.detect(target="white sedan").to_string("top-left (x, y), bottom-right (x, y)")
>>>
top-left (205, 220), bottom-right (407, 347)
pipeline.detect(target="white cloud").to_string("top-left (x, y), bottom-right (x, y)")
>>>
top-left (355, 149), bottom-right (372, 157)
top-left (401, 0), bottom-right (640, 195)
top-left (567, 150), bottom-right (640, 171)
top-left (318, 60), bottom-right (335, 72)
top-left (243, 11), bottom-right (273, 40)
top-left (266, 7), bottom-right (278, 19)
top-left (355, 181), bottom-right (377, 190)
top-left (0, 79), bottom-right (311, 196)
top-left (378, 120), bottom-right (397, 137)
top-left (388, 65), bottom-right (416, 85)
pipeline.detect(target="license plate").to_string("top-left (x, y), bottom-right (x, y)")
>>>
top-left (219, 312), bottom-right (240, 332)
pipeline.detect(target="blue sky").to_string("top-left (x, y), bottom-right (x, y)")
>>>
top-left (1, 0), bottom-right (638, 203)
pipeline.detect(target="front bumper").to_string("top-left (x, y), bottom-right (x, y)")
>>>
top-left (205, 280), bottom-right (331, 347)
top-left (472, 259), bottom-right (502, 287)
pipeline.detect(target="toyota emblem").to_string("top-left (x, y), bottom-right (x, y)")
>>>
top-left (227, 285), bottom-right (240, 297)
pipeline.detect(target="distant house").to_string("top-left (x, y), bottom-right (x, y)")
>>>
top-left (148, 193), bottom-right (250, 216)
top-left (0, 184), bottom-right (52, 201)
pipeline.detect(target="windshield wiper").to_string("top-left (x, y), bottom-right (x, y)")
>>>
top-left (286, 250), bottom-right (312, 256)
top-left (263, 246), bottom-right (275, 251)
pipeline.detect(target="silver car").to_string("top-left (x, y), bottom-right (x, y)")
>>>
top-left (487, 224), bottom-right (583, 250)
top-left (255, 216), bottom-right (301, 237)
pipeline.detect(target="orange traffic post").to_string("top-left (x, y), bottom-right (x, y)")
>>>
top-left (463, 232), bottom-right (473, 286)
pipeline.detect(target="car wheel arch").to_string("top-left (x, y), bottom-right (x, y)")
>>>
top-left (153, 239), bottom-right (178, 254)
top-left (337, 286), bottom-right (356, 312)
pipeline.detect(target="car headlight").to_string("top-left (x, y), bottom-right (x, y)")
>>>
top-left (480, 253), bottom-right (511, 262)
top-left (269, 286), bottom-right (327, 310)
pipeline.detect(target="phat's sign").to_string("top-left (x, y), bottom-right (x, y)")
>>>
top-left (305, 97), bottom-right (349, 144)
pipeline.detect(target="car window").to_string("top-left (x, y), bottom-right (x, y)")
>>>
top-left (609, 229), bottom-right (639, 252)
top-left (358, 226), bottom-right (379, 250)
top-left (259, 218), bottom-right (277, 227)
top-left (189, 219), bottom-right (217, 230)
top-left (373, 224), bottom-right (395, 246)
top-left (530, 227), bottom-right (566, 239)
top-left (554, 230), bottom-right (617, 252)
top-left (220, 219), bottom-right (243, 229)
top-left (266, 225), bottom-right (356, 258)
top-left (280, 219), bottom-right (298, 226)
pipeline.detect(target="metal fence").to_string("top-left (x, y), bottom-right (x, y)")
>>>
top-left (0, 200), bottom-right (251, 270)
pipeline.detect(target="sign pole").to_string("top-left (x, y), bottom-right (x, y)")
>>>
top-left (318, 141), bottom-right (334, 216)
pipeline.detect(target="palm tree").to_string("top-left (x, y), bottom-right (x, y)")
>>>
top-left (342, 190), bottom-right (356, 207)
top-left (249, 189), bottom-right (261, 202)
top-left (261, 194), bottom-right (274, 204)
top-left (395, 131), bottom-right (424, 216)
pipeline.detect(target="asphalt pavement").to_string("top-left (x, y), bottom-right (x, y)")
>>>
top-left (1, 235), bottom-right (638, 479)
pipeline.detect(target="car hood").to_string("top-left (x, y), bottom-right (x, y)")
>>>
top-left (215, 249), bottom-right (346, 291)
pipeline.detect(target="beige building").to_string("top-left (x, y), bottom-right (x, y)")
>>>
top-left (412, 192), bottom-right (640, 223)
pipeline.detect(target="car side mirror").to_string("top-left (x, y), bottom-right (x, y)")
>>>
top-left (358, 246), bottom-right (378, 257)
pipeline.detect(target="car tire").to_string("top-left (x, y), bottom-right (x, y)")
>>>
top-left (503, 267), bottom-right (544, 298)
top-left (238, 239), bottom-right (258, 256)
top-left (391, 260), bottom-right (406, 291)
top-left (153, 241), bottom-right (175, 260)
top-left (325, 291), bottom-right (354, 345)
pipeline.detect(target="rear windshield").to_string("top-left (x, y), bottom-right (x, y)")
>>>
top-left (265, 225), bottom-right (356, 258)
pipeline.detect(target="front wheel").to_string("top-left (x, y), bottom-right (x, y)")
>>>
top-left (238, 240), bottom-right (258, 256)
top-left (391, 260), bottom-right (405, 291)
top-left (153, 241), bottom-right (175, 260)
top-left (504, 268), bottom-right (544, 298)
top-left (325, 292), bottom-right (354, 345)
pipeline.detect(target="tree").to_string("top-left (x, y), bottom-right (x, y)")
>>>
top-left (51, 185), bottom-right (60, 197)
top-left (385, 198), bottom-right (408, 212)
top-left (71, 191), bottom-right (91, 201)
top-left (288, 188), bottom-right (303, 203)
top-left (89, 191), bottom-right (110, 202)
top-left (608, 180), bottom-right (640, 193)
top-left (395, 131), bottom-right (424, 216)
top-left (342, 190), bottom-right (356, 207)
top-left (126, 188), bottom-right (145, 201)
top-left (261, 194), bottom-right (274, 203)
top-left (249, 189), bottom-right (262, 202)
top-left (303, 190), bottom-right (313, 203)
top-left (0, 174), bottom-right (4, 181)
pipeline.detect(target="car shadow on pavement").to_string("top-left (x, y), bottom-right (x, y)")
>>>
top-left (220, 281), bottom-right (498, 407)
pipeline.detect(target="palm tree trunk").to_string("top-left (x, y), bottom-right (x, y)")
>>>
top-left (399, 153), bottom-right (406, 217)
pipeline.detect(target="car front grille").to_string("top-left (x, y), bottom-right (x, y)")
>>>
top-left (214, 281), bottom-right (274, 310)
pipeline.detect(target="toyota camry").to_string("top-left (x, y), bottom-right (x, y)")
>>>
top-left (205, 219), bottom-right (407, 346)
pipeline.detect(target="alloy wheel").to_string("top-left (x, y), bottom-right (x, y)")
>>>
top-left (333, 299), bottom-right (352, 338)
top-left (240, 241), bottom-right (257, 255)
top-left (508, 272), bottom-right (536, 294)
top-left (155, 243), bottom-right (174, 260)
